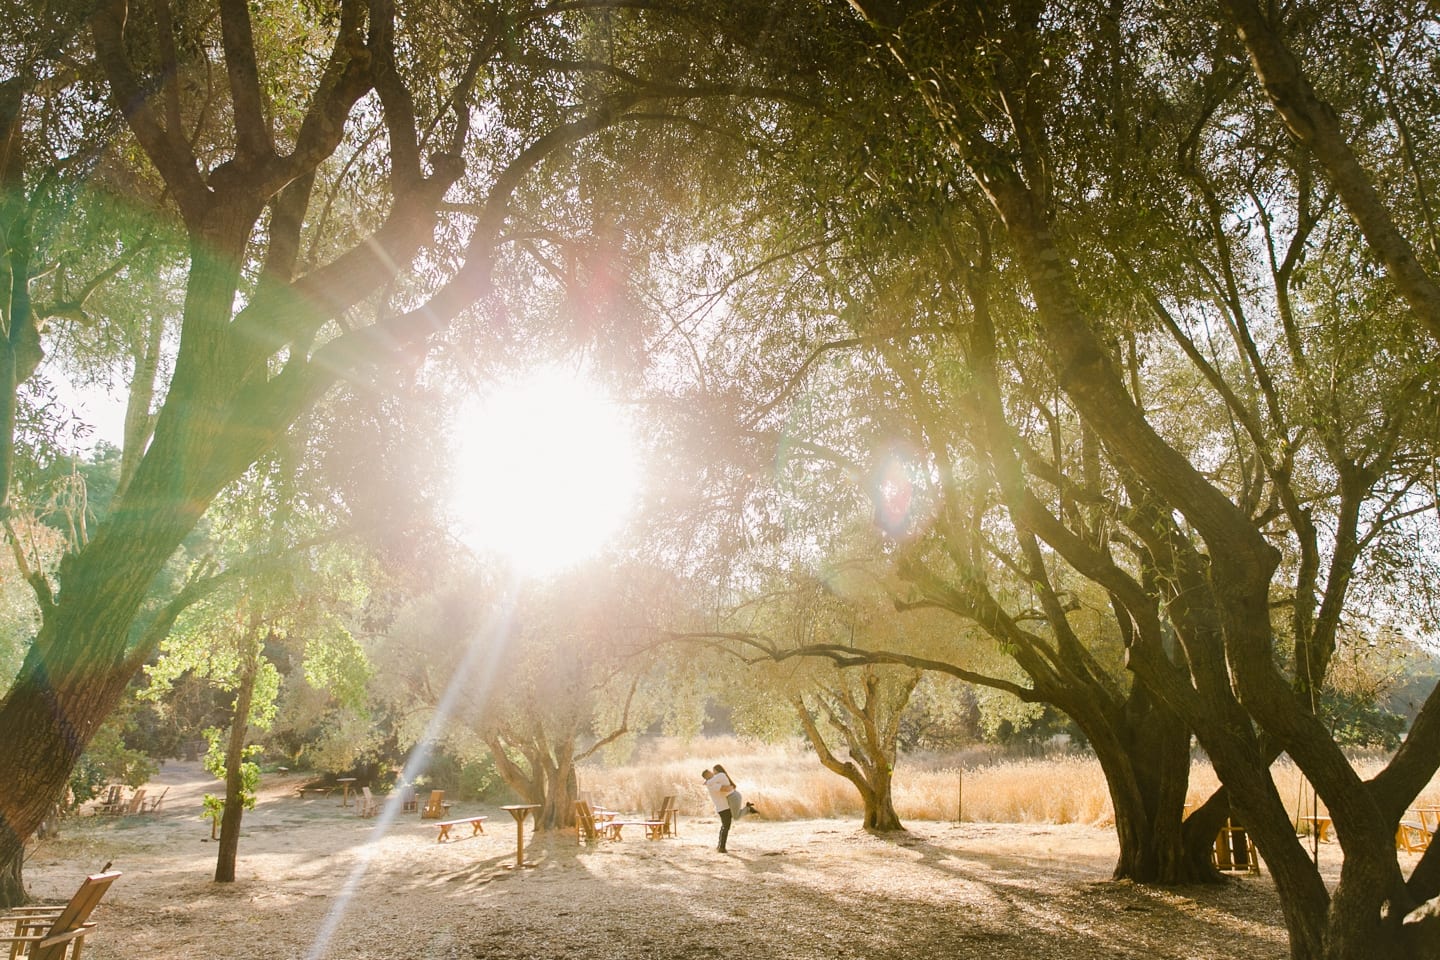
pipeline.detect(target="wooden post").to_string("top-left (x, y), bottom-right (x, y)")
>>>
top-left (957, 769), bottom-right (964, 823)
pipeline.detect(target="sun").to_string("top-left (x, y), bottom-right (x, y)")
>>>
top-left (446, 366), bottom-right (641, 577)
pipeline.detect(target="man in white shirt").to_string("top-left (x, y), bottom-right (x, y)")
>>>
top-left (702, 768), bottom-right (733, 853)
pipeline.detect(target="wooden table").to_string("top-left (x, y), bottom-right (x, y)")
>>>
top-left (501, 804), bottom-right (540, 869)
top-left (336, 777), bottom-right (357, 807)
top-left (603, 818), bottom-right (665, 841)
top-left (1298, 815), bottom-right (1332, 842)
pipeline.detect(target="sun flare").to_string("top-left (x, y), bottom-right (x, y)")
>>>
top-left (447, 367), bottom-right (640, 577)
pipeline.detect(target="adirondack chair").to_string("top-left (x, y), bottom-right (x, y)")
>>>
top-left (144, 787), bottom-right (169, 813)
top-left (420, 790), bottom-right (450, 819)
top-left (651, 795), bottom-right (679, 838)
top-left (357, 787), bottom-right (379, 818)
top-left (399, 785), bottom-right (418, 813)
top-left (121, 789), bottom-right (146, 816)
top-left (0, 870), bottom-right (120, 959)
top-left (574, 800), bottom-right (603, 843)
top-left (94, 786), bottom-right (123, 816)
top-left (1213, 818), bottom-right (1258, 875)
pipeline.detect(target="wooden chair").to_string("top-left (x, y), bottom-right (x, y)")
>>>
top-left (357, 787), bottom-right (379, 818)
top-left (0, 870), bottom-right (120, 959)
top-left (120, 789), bottom-right (146, 816)
top-left (399, 786), bottom-right (418, 813)
top-left (420, 790), bottom-right (450, 819)
top-left (1213, 818), bottom-right (1259, 875)
top-left (143, 787), bottom-right (168, 814)
top-left (1398, 820), bottom-right (1432, 854)
top-left (651, 795), bottom-right (678, 838)
top-left (574, 800), bottom-right (602, 843)
top-left (94, 786), bottom-right (123, 816)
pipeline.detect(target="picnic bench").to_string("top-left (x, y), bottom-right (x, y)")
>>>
top-left (1398, 819), bottom-right (1432, 854)
top-left (433, 815), bottom-right (488, 843)
top-left (1298, 813), bottom-right (1433, 852)
top-left (603, 818), bottom-right (666, 841)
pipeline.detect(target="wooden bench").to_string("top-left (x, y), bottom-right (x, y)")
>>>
top-left (434, 816), bottom-right (488, 843)
top-left (603, 819), bottom-right (665, 841)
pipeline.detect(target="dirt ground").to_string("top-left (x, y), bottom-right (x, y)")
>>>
top-left (18, 761), bottom-right (1358, 960)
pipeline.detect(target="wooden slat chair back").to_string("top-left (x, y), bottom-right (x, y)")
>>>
top-left (95, 786), bottom-right (123, 816)
top-left (0, 870), bottom-right (120, 960)
top-left (358, 787), bottom-right (379, 818)
top-left (421, 790), bottom-right (449, 819)
top-left (121, 789), bottom-right (146, 816)
top-left (1212, 819), bottom-right (1259, 875)
top-left (651, 795), bottom-right (678, 838)
top-left (574, 800), bottom-right (601, 843)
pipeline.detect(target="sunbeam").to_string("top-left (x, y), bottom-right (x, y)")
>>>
top-left (304, 578), bottom-right (520, 960)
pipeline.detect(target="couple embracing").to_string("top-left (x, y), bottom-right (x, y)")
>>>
top-left (702, 763), bottom-right (758, 853)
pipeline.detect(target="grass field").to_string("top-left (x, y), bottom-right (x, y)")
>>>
top-left (578, 736), bottom-right (1440, 827)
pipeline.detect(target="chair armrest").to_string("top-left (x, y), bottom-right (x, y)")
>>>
top-left (0, 923), bottom-right (98, 948)
top-left (39, 923), bottom-right (97, 949)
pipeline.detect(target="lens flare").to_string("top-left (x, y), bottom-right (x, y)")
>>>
top-left (448, 367), bottom-right (640, 577)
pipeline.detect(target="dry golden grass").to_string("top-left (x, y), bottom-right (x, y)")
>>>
top-left (580, 737), bottom-right (1440, 830)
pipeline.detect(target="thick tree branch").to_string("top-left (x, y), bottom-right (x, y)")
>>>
top-left (91, 0), bottom-right (209, 222)
top-left (218, 0), bottom-right (272, 162)
top-left (1218, 0), bottom-right (1440, 344)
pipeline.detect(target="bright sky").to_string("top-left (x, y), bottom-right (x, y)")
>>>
top-left (446, 366), bottom-right (641, 577)
top-left (48, 368), bottom-right (128, 451)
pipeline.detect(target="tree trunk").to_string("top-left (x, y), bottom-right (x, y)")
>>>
top-left (1053, 683), bottom-right (1216, 885)
top-left (0, 590), bottom-right (145, 907)
top-left (537, 762), bottom-right (578, 834)
top-left (214, 647), bottom-right (259, 883)
top-left (0, 849), bottom-right (21, 907)
top-left (792, 696), bottom-right (906, 832)
top-left (859, 762), bottom-right (903, 832)
top-left (0, 225), bottom-right (259, 905)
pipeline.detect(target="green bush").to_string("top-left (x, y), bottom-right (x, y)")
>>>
top-left (79, 718), bottom-right (158, 789)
